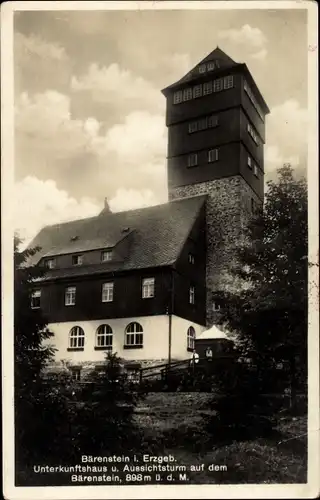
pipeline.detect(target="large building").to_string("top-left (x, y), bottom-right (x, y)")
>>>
top-left (27, 47), bottom-right (269, 375)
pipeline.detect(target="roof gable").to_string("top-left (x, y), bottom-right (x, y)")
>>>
top-left (162, 46), bottom-right (239, 93)
top-left (27, 195), bottom-right (207, 278)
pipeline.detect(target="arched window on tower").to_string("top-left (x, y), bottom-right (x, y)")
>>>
top-left (187, 326), bottom-right (196, 351)
top-left (124, 322), bottom-right (143, 348)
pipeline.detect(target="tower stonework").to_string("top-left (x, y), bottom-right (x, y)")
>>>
top-left (162, 47), bottom-right (269, 326)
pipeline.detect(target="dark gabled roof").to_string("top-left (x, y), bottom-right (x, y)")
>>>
top-left (28, 195), bottom-right (207, 280)
top-left (162, 47), bottom-right (239, 94)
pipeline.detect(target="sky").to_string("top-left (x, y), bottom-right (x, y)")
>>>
top-left (13, 7), bottom-right (308, 244)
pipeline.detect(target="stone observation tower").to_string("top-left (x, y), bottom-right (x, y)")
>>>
top-left (162, 47), bottom-right (270, 325)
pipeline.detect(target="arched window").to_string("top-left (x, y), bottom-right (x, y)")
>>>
top-left (187, 326), bottom-right (196, 351)
top-left (125, 322), bottom-right (143, 348)
top-left (96, 324), bottom-right (113, 349)
top-left (69, 326), bottom-right (85, 349)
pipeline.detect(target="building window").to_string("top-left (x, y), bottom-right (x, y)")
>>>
top-left (247, 156), bottom-right (252, 169)
top-left (65, 286), bottom-right (76, 306)
top-left (203, 81), bottom-right (213, 95)
top-left (253, 164), bottom-right (259, 177)
top-left (96, 324), bottom-right (113, 349)
top-left (207, 61), bottom-right (216, 71)
top-left (72, 255), bottom-right (83, 266)
top-left (101, 250), bottom-right (112, 262)
top-left (188, 153), bottom-right (198, 167)
top-left (125, 322), bottom-right (143, 347)
top-left (183, 87), bottom-right (192, 101)
top-left (173, 90), bottom-right (183, 104)
top-left (208, 149), bottom-right (219, 163)
top-left (208, 114), bottom-right (218, 128)
top-left (188, 253), bottom-right (195, 264)
top-left (198, 117), bottom-right (208, 131)
top-left (45, 258), bottom-right (56, 269)
top-left (188, 121), bottom-right (198, 134)
top-left (189, 285), bottom-right (195, 305)
top-left (198, 64), bottom-right (206, 73)
top-left (247, 123), bottom-right (259, 145)
top-left (187, 326), bottom-right (196, 350)
top-left (142, 277), bottom-right (155, 299)
top-left (244, 80), bottom-right (264, 121)
top-left (31, 290), bottom-right (41, 309)
top-left (223, 75), bottom-right (234, 89)
top-left (70, 368), bottom-right (82, 381)
top-left (213, 78), bottom-right (223, 92)
top-left (251, 198), bottom-right (255, 214)
top-left (69, 326), bottom-right (85, 349)
top-left (193, 85), bottom-right (202, 98)
top-left (102, 282), bottom-right (114, 302)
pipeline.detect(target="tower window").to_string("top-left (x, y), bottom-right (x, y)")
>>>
top-left (188, 253), bottom-right (195, 264)
top-left (189, 286), bottom-right (195, 305)
top-left (188, 121), bottom-right (198, 133)
top-left (203, 81), bottom-right (213, 95)
top-left (193, 85), bottom-right (202, 98)
top-left (188, 153), bottom-right (198, 167)
top-left (253, 164), bottom-right (259, 177)
top-left (214, 78), bottom-right (223, 92)
top-left (198, 64), bottom-right (206, 73)
top-left (247, 156), bottom-right (252, 169)
top-left (183, 87), bottom-right (193, 101)
top-left (208, 149), bottom-right (219, 163)
top-left (31, 290), bottom-right (41, 309)
top-left (247, 123), bottom-right (259, 145)
top-left (223, 75), bottom-right (234, 89)
top-left (207, 61), bottom-right (216, 71)
top-left (198, 117), bottom-right (208, 130)
top-left (173, 90), bottom-right (183, 104)
top-left (208, 115), bottom-right (218, 128)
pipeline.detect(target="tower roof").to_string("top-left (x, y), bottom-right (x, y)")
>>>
top-left (161, 46), bottom-right (269, 115)
top-left (162, 47), bottom-right (240, 93)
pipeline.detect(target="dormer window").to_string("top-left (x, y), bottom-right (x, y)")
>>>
top-left (207, 60), bottom-right (219, 71)
top-left (45, 258), bottom-right (56, 269)
top-left (101, 250), bottom-right (113, 262)
top-left (72, 255), bottom-right (83, 266)
top-left (198, 64), bottom-right (206, 73)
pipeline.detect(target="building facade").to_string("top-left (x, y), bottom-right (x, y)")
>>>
top-left (26, 47), bottom-right (269, 375)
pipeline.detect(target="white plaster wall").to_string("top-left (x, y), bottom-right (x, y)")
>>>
top-left (47, 315), bottom-right (170, 364)
top-left (171, 315), bottom-right (206, 359)
top-left (46, 314), bottom-right (206, 364)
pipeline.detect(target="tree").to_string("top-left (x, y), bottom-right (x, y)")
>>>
top-left (209, 165), bottom-right (308, 437)
top-left (14, 236), bottom-right (70, 471)
top-left (70, 352), bottom-right (144, 456)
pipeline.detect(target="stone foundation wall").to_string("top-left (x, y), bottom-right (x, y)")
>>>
top-left (170, 175), bottom-right (260, 326)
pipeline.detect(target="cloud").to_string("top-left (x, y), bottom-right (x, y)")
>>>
top-left (71, 62), bottom-right (163, 112)
top-left (15, 90), bottom-right (168, 203)
top-left (15, 177), bottom-right (101, 247)
top-left (217, 24), bottom-right (268, 61)
top-left (109, 188), bottom-right (159, 213)
top-left (265, 99), bottom-right (308, 172)
top-left (97, 111), bottom-right (167, 165)
top-left (15, 32), bottom-right (71, 94)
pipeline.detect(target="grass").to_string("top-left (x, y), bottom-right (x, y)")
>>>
top-left (134, 392), bottom-right (307, 484)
